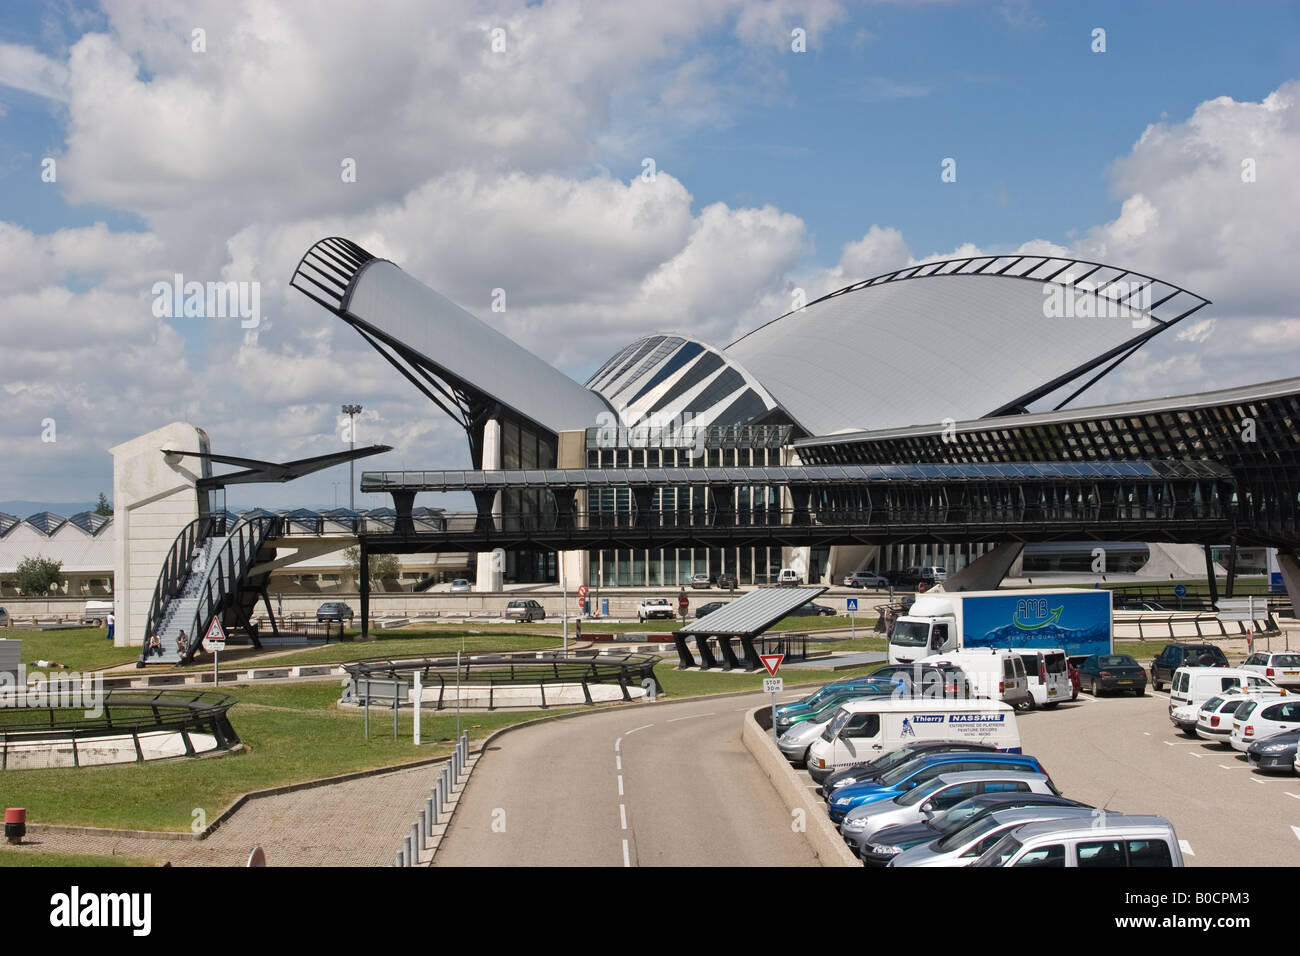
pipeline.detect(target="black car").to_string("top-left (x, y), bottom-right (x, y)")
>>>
top-left (1246, 728), bottom-right (1300, 772)
top-left (1149, 643), bottom-right (1229, 690)
top-left (787, 601), bottom-right (835, 617)
top-left (694, 601), bottom-right (728, 619)
top-left (859, 792), bottom-right (1090, 866)
top-left (716, 572), bottom-right (738, 591)
top-left (316, 601), bottom-right (355, 623)
top-left (1077, 653), bottom-right (1148, 696)
top-left (821, 741), bottom-right (998, 799)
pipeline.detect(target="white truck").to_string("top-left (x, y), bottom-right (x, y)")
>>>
top-left (636, 598), bottom-right (675, 622)
top-left (888, 588), bottom-right (1113, 665)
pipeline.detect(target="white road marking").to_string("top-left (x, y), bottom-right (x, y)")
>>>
top-left (1143, 732), bottom-right (1152, 736)
top-left (614, 737), bottom-right (621, 753)
top-left (1219, 764), bottom-right (1248, 770)
top-left (1188, 752), bottom-right (1205, 758)
top-left (1292, 826), bottom-right (1300, 844)
top-left (615, 755), bottom-right (621, 771)
top-left (620, 804), bottom-right (627, 830)
top-left (1251, 778), bottom-right (1266, 785)
top-left (668, 712), bottom-right (715, 722)
top-left (624, 724), bottom-right (653, 735)
top-left (1180, 839), bottom-right (1195, 856)
top-left (1164, 740), bottom-right (1205, 746)
top-left (622, 839), bottom-right (630, 867)
top-left (617, 775), bottom-right (624, 796)
top-left (1284, 792), bottom-right (1300, 800)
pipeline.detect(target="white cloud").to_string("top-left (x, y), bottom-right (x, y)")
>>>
top-left (0, 42), bottom-right (69, 101)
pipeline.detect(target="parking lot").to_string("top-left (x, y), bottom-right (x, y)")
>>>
top-left (785, 684), bottom-right (1300, 867)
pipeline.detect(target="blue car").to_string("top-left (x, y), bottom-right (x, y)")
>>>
top-left (827, 752), bottom-right (1049, 824)
top-left (773, 679), bottom-right (904, 736)
top-left (775, 677), bottom-right (898, 720)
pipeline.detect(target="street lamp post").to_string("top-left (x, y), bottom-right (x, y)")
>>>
top-left (342, 404), bottom-right (362, 511)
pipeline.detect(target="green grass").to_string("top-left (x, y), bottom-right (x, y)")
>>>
top-left (0, 680), bottom-right (576, 832)
top-left (1, 627), bottom-right (138, 672)
top-left (180, 630), bottom-right (565, 670)
top-left (0, 849), bottom-right (154, 867)
top-left (655, 662), bottom-right (881, 698)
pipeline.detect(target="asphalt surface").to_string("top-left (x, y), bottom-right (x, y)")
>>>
top-left (435, 691), bottom-right (821, 867)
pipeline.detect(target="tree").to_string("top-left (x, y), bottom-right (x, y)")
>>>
top-left (343, 546), bottom-right (400, 592)
top-left (14, 555), bottom-right (63, 596)
top-left (94, 493), bottom-right (113, 516)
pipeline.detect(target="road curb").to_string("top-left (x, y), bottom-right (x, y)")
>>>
top-left (741, 706), bottom-right (860, 867)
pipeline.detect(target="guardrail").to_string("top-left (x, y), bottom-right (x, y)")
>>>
top-left (396, 731), bottom-right (470, 867)
top-left (1113, 611), bottom-right (1280, 643)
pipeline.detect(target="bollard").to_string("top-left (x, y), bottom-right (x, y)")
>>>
top-left (5, 808), bottom-right (26, 845)
top-left (411, 821), bottom-right (422, 855)
top-left (424, 798), bottom-right (434, 835)
top-left (395, 850), bottom-right (403, 868)
top-left (432, 780), bottom-right (442, 813)
top-left (403, 834), bottom-right (413, 867)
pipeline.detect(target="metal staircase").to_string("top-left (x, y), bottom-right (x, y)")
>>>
top-left (141, 515), bottom-right (283, 666)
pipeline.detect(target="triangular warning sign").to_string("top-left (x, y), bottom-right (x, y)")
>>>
top-left (760, 654), bottom-right (784, 677)
top-left (205, 617), bottom-right (227, 642)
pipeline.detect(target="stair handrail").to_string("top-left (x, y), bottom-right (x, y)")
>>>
top-left (141, 513), bottom-right (229, 662)
top-left (177, 515), bottom-right (283, 664)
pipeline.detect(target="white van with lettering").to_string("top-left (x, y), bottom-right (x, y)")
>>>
top-left (919, 649), bottom-right (1033, 711)
top-left (805, 697), bottom-right (1021, 782)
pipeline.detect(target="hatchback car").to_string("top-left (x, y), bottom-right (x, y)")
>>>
top-left (1245, 727), bottom-right (1300, 772)
top-left (315, 601), bottom-right (355, 623)
top-left (845, 572), bottom-right (889, 589)
top-left (689, 573), bottom-right (714, 589)
top-left (1231, 697), bottom-right (1300, 751)
top-left (1150, 643), bottom-right (1229, 690)
top-left (827, 753), bottom-right (1050, 824)
top-left (841, 771), bottom-right (1060, 855)
top-left (858, 792), bottom-right (1088, 866)
top-left (716, 572), bottom-right (738, 590)
top-left (1194, 693), bottom-right (1262, 743)
top-left (821, 741), bottom-right (999, 800)
top-left (505, 599), bottom-right (546, 622)
top-left (774, 679), bottom-right (901, 737)
top-left (787, 601), bottom-right (835, 617)
top-left (1077, 654), bottom-right (1147, 696)
top-left (449, 578), bottom-right (471, 592)
top-left (1241, 652), bottom-right (1300, 689)
top-left (694, 601), bottom-right (727, 619)
top-left (890, 805), bottom-right (1099, 868)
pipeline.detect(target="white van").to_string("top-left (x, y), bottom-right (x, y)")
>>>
top-left (919, 649), bottom-right (1033, 711)
top-left (805, 697), bottom-right (1021, 781)
top-left (777, 568), bottom-right (803, 586)
top-left (1168, 666), bottom-right (1281, 730)
top-left (1017, 648), bottom-right (1072, 708)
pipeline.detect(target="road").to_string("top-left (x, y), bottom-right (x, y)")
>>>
top-left (1018, 688), bottom-right (1300, 867)
top-left (435, 691), bottom-right (820, 867)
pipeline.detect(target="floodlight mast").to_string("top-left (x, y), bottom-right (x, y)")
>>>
top-left (342, 404), bottom-right (363, 510)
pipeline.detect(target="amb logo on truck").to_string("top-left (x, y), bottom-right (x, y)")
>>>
top-left (1011, 597), bottom-right (1063, 631)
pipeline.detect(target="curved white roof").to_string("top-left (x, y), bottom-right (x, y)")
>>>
top-left (344, 260), bottom-right (611, 434)
top-left (726, 256), bottom-right (1206, 436)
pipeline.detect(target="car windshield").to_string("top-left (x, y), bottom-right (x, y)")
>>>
top-left (936, 814), bottom-right (1004, 852)
top-left (869, 744), bottom-right (929, 773)
top-left (878, 757), bottom-right (942, 788)
top-left (1274, 655), bottom-right (1300, 667)
top-left (822, 709), bottom-right (852, 741)
top-left (890, 620), bottom-right (930, 648)
top-left (896, 776), bottom-right (951, 807)
top-left (1098, 655), bottom-right (1135, 667)
top-left (1236, 701), bottom-right (1259, 719)
top-left (1201, 696), bottom-right (1224, 713)
top-left (975, 833), bottom-right (1023, 867)
top-left (930, 800), bottom-right (993, 834)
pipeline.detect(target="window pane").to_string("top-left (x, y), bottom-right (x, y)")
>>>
top-left (1126, 840), bottom-right (1173, 867)
top-left (1077, 840), bottom-right (1125, 867)
top-left (1013, 844), bottom-right (1065, 867)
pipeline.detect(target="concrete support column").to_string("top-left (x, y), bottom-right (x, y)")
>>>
top-left (476, 418), bottom-right (504, 592)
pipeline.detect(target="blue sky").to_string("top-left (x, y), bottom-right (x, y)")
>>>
top-left (0, 0), bottom-right (1298, 509)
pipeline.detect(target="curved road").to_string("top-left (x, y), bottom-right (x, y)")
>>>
top-left (435, 691), bottom-right (820, 867)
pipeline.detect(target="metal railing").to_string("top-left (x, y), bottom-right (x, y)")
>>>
top-left (0, 689), bottom-right (240, 769)
top-left (143, 514), bottom-right (229, 653)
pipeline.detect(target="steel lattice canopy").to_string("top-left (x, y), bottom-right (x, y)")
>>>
top-left (678, 586), bottom-right (829, 638)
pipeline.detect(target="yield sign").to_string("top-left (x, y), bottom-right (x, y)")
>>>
top-left (760, 654), bottom-right (785, 677)
top-left (205, 617), bottom-right (227, 643)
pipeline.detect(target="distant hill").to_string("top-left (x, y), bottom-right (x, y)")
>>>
top-left (0, 500), bottom-right (102, 517)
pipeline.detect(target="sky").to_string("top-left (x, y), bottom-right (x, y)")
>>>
top-left (1, 0), bottom-right (1298, 513)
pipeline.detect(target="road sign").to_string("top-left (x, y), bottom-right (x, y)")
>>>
top-left (760, 653), bottom-right (785, 677)
top-left (1174, 584), bottom-right (1187, 598)
top-left (678, 594), bottom-right (689, 613)
top-left (846, 597), bottom-right (858, 612)
top-left (1217, 597), bottom-right (1259, 621)
top-left (577, 585), bottom-right (588, 601)
top-left (763, 677), bottom-right (783, 694)
top-left (204, 617), bottom-right (227, 649)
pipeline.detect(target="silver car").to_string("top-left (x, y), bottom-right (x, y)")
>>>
top-left (841, 771), bottom-right (1057, 851)
top-left (889, 805), bottom-right (1097, 867)
top-left (972, 814), bottom-right (1184, 867)
top-left (777, 718), bottom-right (832, 765)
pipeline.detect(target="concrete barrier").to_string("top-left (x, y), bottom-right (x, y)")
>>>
top-left (740, 705), bottom-right (859, 867)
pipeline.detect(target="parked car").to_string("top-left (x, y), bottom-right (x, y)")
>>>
top-left (689, 573), bottom-right (714, 589)
top-left (636, 598), bottom-right (675, 622)
top-left (1067, 659), bottom-right (1081, 701)
top-left (505, 599), bottom-right (546, 622)
top-left (787, 601), bottom-right (835, 617)
top-left (716, 572), bottom-right (738, 590)
top-left (845, 572), bottom-right (889, 589)
top-left (890, 805), bottom-right (1099, 868)
top-left (0, 605), bottom-right (9, 627)
top-left (1017, 648), bottom-right (1072, 707)
top-left (866, 663), bottom-right (971, 699)
top-left (774, 679), bottom-right (903, 737)
top-left (857, 792), bottom-right (1088, 866)
top-left (1241, 651), bottom-right (1300, 689)
top-left (449, 578), bottom-right (471, 592)
top-left (1076, 654), bottom-right (1148, 697)
top-left (1168, 666), bottom-right (1279, 733)
top-left (1149, 643), bottom-right (1229, 690)
top-left (919, 649), bottom-right (1033, 712)
top-left (821, 741), bottom-right (998, 799)
top-left (1245, 727), bottom-right (1300, 772)
top-left (1231, 697), bottom-right (1300, 751)
top-left (827, 751), bottom-right (1047, 823)
top-left (777, 568), bottom-right (803, 586)
top-left (315, 601), bottom-right (355, 623)
top-left (971, 815), bottom-right (1184, 868)
top-left (694, 601), bottom-right (727, 619)
top-left (841, 771), bottom-right (1061, 855)
top-left (1195, 693), bottom-right (1260, 743)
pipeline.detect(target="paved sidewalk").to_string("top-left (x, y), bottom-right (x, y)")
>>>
top-left (9, 762), bottom-right (444, 867)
